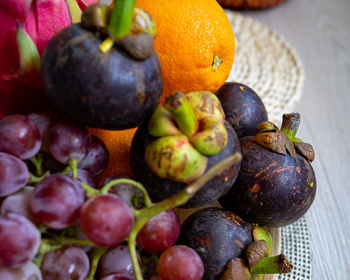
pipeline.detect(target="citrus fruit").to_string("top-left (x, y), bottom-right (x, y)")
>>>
top-left (136, 0), bottom-right (235, 100)
top-left (88, 127), bottom-right (137, 182)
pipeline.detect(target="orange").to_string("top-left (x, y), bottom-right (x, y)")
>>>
top-left (88, 127), bottom-right (137, 183)
top-left (136, 0), bottom-right (235, 99)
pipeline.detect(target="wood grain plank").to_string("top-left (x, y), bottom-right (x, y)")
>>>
top-left (237, 0), bottom-right (350, 278)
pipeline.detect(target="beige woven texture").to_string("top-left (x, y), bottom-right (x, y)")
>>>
top-left (225, 12), bottom-right (312, 280)
top-left (225, 10), bottom-right (305, 125)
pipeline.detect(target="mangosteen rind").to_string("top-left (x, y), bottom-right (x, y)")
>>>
top-left (178, 207), bottom-right (253, 280)
top-left (41, 24), bottom-right (163, 130)
top-left (216, 82), bottom-right (268, 138)
top-left (220, 137), bottom-right (317, 227)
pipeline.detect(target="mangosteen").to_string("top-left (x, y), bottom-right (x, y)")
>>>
top-left (178, 207), bottom-right (253, 280)
top-left (220, 113), bottom-right (317, 227)
top-left (130, 91), bottom-right (241, 208)
top-left (41, 3), bottom-right (163, 130)
top-left (216, 82), bottom-right (268, 138)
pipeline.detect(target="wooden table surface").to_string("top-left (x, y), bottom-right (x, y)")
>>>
top-left (235, 0), bottom-right (350, 278)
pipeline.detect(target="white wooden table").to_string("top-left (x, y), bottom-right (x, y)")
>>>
top-left (236, 0), bottom-right (350, 278)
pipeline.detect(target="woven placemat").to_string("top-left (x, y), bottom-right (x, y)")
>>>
top-left (277, 216), bottom-right (312, 280)
top-left (225, 10), bottom-right (305, 126)
top-left (225, 11), bottom-right (311, 279)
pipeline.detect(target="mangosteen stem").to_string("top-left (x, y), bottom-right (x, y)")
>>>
top-left (163, 91), bottom-right (197, 137)
top-left (109, 0), bottom-right (136, 38)
top-left (127, 153), bottom-right (242, 280)
top-left (280, 113), bottom-right (301, 141)
top-left (100, 178), bottom-right (153, 207)
top-left (250, 254), bottom-right (293, 274)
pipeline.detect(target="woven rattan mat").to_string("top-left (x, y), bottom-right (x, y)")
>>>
top-left (226, 11), bottom-right (311, 279)
top-left (225, 10), bottom-right (305, 126)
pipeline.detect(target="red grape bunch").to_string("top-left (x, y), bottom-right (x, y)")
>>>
top-left (0, 111), bottom-right (209, 280)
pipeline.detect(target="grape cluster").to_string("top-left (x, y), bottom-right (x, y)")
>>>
top-left (0, 112), bottom-right (204, 280)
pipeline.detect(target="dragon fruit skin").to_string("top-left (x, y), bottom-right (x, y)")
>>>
top-left (0, 0), bottom-right (98, 118)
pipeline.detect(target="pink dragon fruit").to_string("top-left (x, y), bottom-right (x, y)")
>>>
top-left (0, 0), bottom-right (98, 117)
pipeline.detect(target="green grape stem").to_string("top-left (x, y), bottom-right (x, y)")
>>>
top-left (29, 172), bottom-right (47, 184)
top-left (128, 153), bottom-right (242, 280)
top-left (35, 237), bottom-right (97, 266)
top-left (36, 153), bottom-right (241, 280)
top-left (29, 153), bottom-right (43, 177)
top-left (80, 182), bottom-right (100, 198)
top-left (87, 247), bottom-right (109, 280)
top-left (100, 178), bottom-right (153, 207)
top-left (68, 158), bottom-right (78, 179)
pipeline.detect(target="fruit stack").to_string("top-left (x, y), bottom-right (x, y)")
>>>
top-left (0, 0), bottom-right (316, 280)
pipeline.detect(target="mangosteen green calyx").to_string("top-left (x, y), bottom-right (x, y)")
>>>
top-left (221, 254), bottom-right (293, 280)
top-left (220, 113), bottom-right (316, 227)
top-left (131, 91), bottom-right (241, 208)
top-left (216, 82), bottom-right (268, 138)
top-left (41, 1), bottom-right (163, 130)
top-left (178, 208), bottom-right (293, 280)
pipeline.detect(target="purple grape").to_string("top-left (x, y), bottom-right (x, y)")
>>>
top-left (102, 274), bottom-right (135, 280)
top-left (41, 246), bottom-right (89, 280)
top-left (80, 194), bottom-right (134, 247)
top-left (158, 245), bottom-right (204, 280)
top-left (78, 135), bottom-right (109, 176)
top-left (28, 111), bottom-right (52, 153)
top-left (0, 213), bottom-right (40, 268)
top-left (31, 174), bottom-right (85, 229)
top-left (0, 114), bottom-right (41, 159)
top-left (1, 186), bottom-right (37, 224)
top-left (0, 152), bottom-right (28, 197)
top-left (99, 245), bottom-right (138, 279)
top-left (49, 122), bottom-right (89, 164)
top-left (0, 262), bottom-right (42, 280)
top-left (137, 210), bottom-right (180, 252)
top-left (100, 174), bottom-right (144, 208)
top-left (67, 168), bottom-right (97, 188)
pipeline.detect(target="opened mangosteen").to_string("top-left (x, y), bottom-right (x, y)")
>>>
top-left (130, 91), bottom-right (241, 208)
top-left (41, 2), bottom-right (163, 130)
top-left (220, 113), bottom-right (317, 227)
top-left (216, 82), bottom-right (268, 138)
